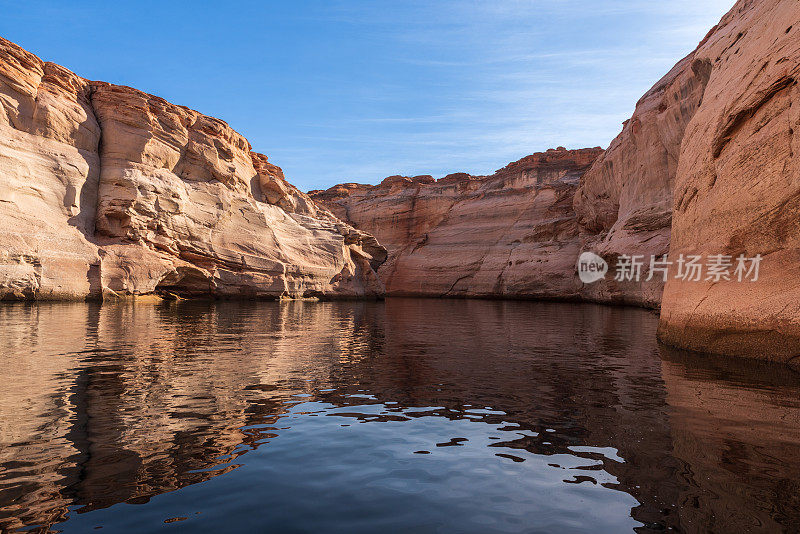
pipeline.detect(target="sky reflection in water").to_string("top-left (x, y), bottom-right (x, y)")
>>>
top-left (1, 299), bottom-right (799, 533)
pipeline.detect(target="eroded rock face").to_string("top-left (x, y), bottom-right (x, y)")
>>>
top-left (574, 53), bottom-right (712, 307)
top-left (0, 37), bottom-right (385, 300)
top-left (657, 0), bottom-right (800, 362)
top-left (0, 38), bottom-right (102, 300)
top-left (311, 148), bottom-right (604, 298)
top-left (309, 46), bottom-right (718, 309)
top-left (571, 0), bottom-right (800, 360)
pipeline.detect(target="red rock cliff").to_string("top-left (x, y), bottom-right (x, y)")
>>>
top-left (3, 0), bottom-right (799, 362)
top-left (657, 0), bottom-right (800, 362)
top-left (578, 0), bottom-right (800, 361)
top-left (311, 147), bottom-right (604, 299)
top-left (574, 52), bottom-right (712, 307)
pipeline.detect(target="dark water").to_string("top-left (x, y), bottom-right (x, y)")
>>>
top-left (1, 299), bottom-right (800, 533)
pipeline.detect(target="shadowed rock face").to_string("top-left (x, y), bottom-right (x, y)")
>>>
top-left (0, 37), bottom-right (386, 301)
top-left (657, 0), bottom-right (800, 362)
top-left (311, 147), bottom-right (605, 299)
top-left (574, 53), bottom-right (712, 308)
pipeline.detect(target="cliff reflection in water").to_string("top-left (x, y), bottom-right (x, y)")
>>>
top-left (1, 299), bottom-right (799, 533)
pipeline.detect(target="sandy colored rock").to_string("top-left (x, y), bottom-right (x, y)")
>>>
top-left (314, 0), bottom-right (800, 361)
top-left (0, 38), bottom-right (102, 300)
top-left (572, 0), bottom-right (800, 359)
top-left (657, 0), bottom-right (800, 362)
top-left (0, 37), bottom-right (386, 300)
top-left (311, 148), bottom-right (603, 298)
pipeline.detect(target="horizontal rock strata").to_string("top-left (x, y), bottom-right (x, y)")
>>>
top-left (0, 37), bottom-right (386, 300)
top-left (311, 147), bottom-right (607, 300)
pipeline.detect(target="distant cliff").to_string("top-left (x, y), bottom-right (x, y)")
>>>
top-left (0, 37), bottom-right (386, 300)
top-left (311, 147), bottom-right (610, 301)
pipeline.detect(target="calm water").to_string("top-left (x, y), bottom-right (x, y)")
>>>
top-left (1, 299), bottom-right (800, 533)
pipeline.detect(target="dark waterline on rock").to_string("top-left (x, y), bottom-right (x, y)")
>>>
top-left (1, 299), bottom-right (799, 533)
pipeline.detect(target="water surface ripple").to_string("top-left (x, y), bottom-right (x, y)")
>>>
top-left (1, 299), bottom-right (799, 533)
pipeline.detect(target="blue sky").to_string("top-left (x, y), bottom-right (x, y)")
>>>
top-left (1, 0), bottom-right (734, 191)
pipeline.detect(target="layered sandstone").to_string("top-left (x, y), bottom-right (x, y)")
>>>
top-left (657, 0), bottom-right (800, 361)
top-left (311, 147), bottom-right (604, 299)
top-left (0, 37), bottom-right (386, 300)
top-left (574, 53), bottom-right (712, 307)
top-left (311, 46), bottom-right (714, 309)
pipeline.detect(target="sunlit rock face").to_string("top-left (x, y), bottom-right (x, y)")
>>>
top-left (0, 37), bottom-right (386, 300)
top-left (575, 0), bottom-right (800, 360)
top-left (311, 147), bottom-right (605, 299)
top-left (0, 38), bottom-right (102, 300)
top-left (657, 0), bottom-right (800, 361)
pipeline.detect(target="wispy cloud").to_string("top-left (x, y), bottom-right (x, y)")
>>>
top-left (3, 0), bottom-right (735, 192)
top-left (244, 0), bottom-right (737, 190)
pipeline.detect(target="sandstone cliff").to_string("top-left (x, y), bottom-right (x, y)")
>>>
top-left (311, 147), bottom-right (604, 299)
top-left (312, 0), bottom-right (800, 362)
top-left (0, 37), bottom-right (386, 300)
top-left (578, 0), bottom-right (800, 361)
top-left (657, 0), bottom-right (800, 362)
top-left (319, 33), bottom-right (710, 308)
top-left (274, 0), bottom-right (800, 362)
top-left (311, 46), bottom-right (716, 309)
top-left (573, 53), bottom-right (712, 307)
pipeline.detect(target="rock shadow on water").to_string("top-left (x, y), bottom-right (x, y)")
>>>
top-left (0, 299), bottom-right (800, 532)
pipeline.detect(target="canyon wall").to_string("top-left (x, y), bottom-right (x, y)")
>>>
top-left (0, 37), bottom-right (386, 300)
top-left (313, 0), bottom-right (800, 362)
top-left (312, 142), bottom-right (677, 308)
top-left (310, 30), bottom-right (712, 308)
top-left (311, 148), bottom-right (607, 300)
top-left (580, 0), bottom-right (800, 361)
top-left (574, 52), bottom-right (712, 307)
top-left (657, 0), bottom-right (800, 362)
